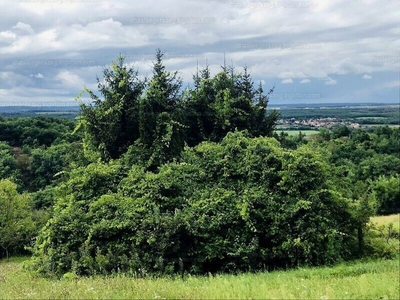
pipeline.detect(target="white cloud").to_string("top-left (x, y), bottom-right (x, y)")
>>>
top-left (55, 70), bottom-right (84, 88)
top-left (0, 31), bottom-right (16, 43)
top-left (30, 73), bottom-right (44, 78)
top-left (362, 74), bottom-right (372, 80)
top-left (0, 18), bottom-right (149, 55)
top-left (13, 22), bottom-right (34, 35)
top-left (281, 78), bottom-right (293, 84)
top-left (0, 0), bottom-right (398, 104)
top-left (325, 77), bottom-right (337, 85)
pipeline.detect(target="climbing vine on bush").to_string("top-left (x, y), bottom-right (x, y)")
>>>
top-left (29, 132), bottom-right (360, 277)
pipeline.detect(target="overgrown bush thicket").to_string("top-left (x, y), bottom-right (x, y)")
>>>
top-left (29, 132), bottom-right (360, 277)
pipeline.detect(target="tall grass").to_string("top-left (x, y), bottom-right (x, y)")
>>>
top-left (2, 215), bottom-right (398, 299)
top-left (1, 257), bottom-right (398, 299)
top-left (371, 214), bottom-right (400, 230)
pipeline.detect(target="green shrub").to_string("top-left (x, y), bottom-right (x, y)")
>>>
top-left (371, 176), bottom-right (400, 215)
top-left (0, 179), bottom-right (35, 259)
top-left (364, 222), bottom-right (400, 259)
top-left (29, 132), bottom-right (361, 277)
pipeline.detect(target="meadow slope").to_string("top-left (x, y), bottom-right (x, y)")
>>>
top-left (1, 257), bottom-right (398, 299)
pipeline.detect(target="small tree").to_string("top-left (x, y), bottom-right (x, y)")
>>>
top-left (0, 179), bottom-right (35, 259)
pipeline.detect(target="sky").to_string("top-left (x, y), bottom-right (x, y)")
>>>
top-left (0, 0), bottom-right (399, 106)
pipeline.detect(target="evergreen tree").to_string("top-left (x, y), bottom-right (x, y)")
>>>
top-left (76, 56), bottom-right (145, 161)
top-left (184, 64), bottom-right (279, 144)
top-left (139, 49), bottom-right (185, 169)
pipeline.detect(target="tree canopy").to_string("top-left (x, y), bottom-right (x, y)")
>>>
top-left (76, 50), bottom-right (279, 168)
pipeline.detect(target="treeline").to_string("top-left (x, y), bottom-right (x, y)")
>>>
top-left (275, 126), bottom-right (399, 215)
top-left (0, 51), bottom-right (399, 277)
top-left (279, 107), bottom-right (399, 124)
top-left (0, 116), bottom-right (82, 195)
top-left (0, 116), bottom-right (82, 258)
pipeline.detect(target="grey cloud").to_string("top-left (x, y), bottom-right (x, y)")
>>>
top-left (0, 0), bottom-right (398, 104)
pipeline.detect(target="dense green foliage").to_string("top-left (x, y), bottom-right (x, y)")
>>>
top-left (76, 50), bottom-right (278, 168)
top-left (0, 116), bottom-right (78, 147)
top-left (0, 142), bottom-right (18, 180)
top-left (315, 126), bottom-right (399, 216)
top-left (0, 117), bottom-right (81, 258)
top-left (30, 132), bottom-right (359, 277)
top-left (184, 66), bottom-right (278, 147)
top-left (0, 117), bottom-right (80, 193)
top-left (0, 51), bottom-right (398, 278)
top-left (0, 180), bottom-right (35, 259)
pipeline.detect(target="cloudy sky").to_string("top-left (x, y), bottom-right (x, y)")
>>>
top-left (0, 0), bottom-right (399, 106)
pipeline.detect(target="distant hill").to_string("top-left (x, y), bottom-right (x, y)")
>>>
top-left (0, 106), bottom-right (80, 118)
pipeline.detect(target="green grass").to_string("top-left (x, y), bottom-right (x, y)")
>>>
top-left (1, 257), bottom-right (398, 299)
top-left (369, 214), bottom-right (400, 240)
top-left (360, 124), bottom-right (399, 128)
top-left (371, 214), bottom-right (400, 230)
top-left (280, 130), bottom-right (321, 136)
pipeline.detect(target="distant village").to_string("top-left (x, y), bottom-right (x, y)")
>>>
top-left (277, 117), bottom-right (361, 129)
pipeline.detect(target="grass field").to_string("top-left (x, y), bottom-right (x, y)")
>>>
top-left (370, 214), bottom-right (400, 233)
top-left (360, 124), bottom-right (399, 128)
top-left (280, 130), bottom-right (321, 136)
top-left (1, 257), bottom-right (398, 299)
top-left (1, 215), bottom-right (398, 299)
